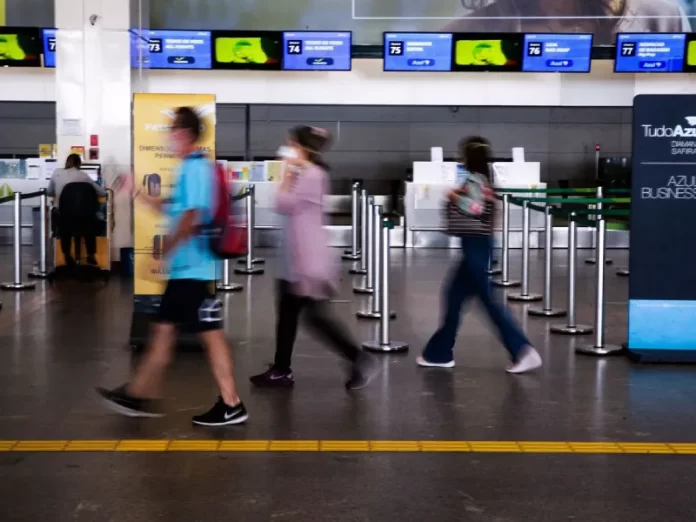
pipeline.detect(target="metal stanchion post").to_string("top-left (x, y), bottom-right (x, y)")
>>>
top-left (217, 259), bottom-right (243, 292)
top-left (550, 212), bottom-right (592, 335)
top-left (577, 216), bottom-right (623, 355)
top-left (343, 182), bottom-right (361, 260)
top-left (363, 217), bottom-right (408, 353)
top-left (235, 186), bottom-right (264, 275)
top-left (492, 194), bottom-right (520, 288)
top-left (529, 206), bottom-right (566, 317)
top-left (354, 197), bottom-right (375, 294)
top-left (1, 192), bottom-right (35, 291)
top-left (586, 186), bottom-right (613, 266)
top-left (508, 200), bottom-right (542, 302)
top-left (616, 267), bottom-right (629, 277)
top-left (29, 189), bottom-right (49, 279)
top-left (350, 189), bottom-right (368, 275)
top-left (357, 205), bottom-right (396, 320)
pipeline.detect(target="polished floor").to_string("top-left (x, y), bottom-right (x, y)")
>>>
top-left (1, 246), bottom-right (695, 521)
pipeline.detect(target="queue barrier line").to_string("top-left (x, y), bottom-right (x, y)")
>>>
top-left (3, 440), bottom-right (696, 455)
top-left (508, 196), bottom-right (631, 206)
top-left (495, 187), bottom-right (596, 195)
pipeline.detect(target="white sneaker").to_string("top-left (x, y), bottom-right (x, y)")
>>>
top-left (416, 356), bottom-right (455, 368)
top-left (506, 347), bottom-right (542, 374)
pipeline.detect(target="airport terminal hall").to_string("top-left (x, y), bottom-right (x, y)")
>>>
top-left (4, 0), bottom-right (696, 520)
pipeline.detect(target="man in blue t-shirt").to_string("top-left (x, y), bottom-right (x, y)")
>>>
top-left (98, 107), bottom-right (247, 426)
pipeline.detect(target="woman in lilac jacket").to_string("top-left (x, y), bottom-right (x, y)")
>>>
top-left (250, 126), bottom-right (379, 390)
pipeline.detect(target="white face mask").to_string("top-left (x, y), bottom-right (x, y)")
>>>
top-left (277, 145), bottom-right (299, 160)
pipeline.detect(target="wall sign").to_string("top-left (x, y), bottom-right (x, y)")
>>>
top-left (628, 94), bottom-right (696, 361)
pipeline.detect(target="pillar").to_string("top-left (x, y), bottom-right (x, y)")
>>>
top-left (54, 0), bottom-right (149, 260)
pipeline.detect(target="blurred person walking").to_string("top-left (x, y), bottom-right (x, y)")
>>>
top-left (417, 136), bottom-right (542, 373)
top-left (250, 126), bottom-right (379, 390)
top-left (98, 107), bottom-right (248, 426)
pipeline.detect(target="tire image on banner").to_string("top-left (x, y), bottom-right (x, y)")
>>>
top-left (130, 93), bottom-right (216, 347)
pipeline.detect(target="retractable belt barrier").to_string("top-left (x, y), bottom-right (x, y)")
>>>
top-left (343, 182), bottom-right (362, 261)
top-left (235, 184), bottom-right (264, 276)
top-left (362, 217), bottom-right (408, 354)
top-left (499, 191), bottom-right (630, 356)
top-left (0, 190), bottom-right (49, 293)
top-left (354, 196), bottom-right (376, 294)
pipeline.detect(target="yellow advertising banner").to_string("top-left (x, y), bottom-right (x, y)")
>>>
top-left (132, 93), bottom-right (216, 296)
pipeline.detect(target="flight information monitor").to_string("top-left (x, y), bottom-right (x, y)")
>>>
top-left (614, 33), bottom-right (688, 73)
top-left (282, 31), bottom-right (351, 71)
top-left (0, 27), bottom-right (42, 67)
top-left (212, 30), bottom-right (282, 70)
top-left (134, 30), bottom-right (212, 69)
top-left (522, 33), bottom-right (593, 73)
top-left (383, 33), bottom-right (453, 72)
top-left (42, 28), bottom-right (56, 68)
top-left (452, 33), bottom-right (523, 72)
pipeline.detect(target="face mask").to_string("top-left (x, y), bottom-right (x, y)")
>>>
top-left (277, 145), bottom-right (299, 160)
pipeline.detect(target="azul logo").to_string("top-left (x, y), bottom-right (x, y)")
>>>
top-left (642, 117), bottom-right (696, 138)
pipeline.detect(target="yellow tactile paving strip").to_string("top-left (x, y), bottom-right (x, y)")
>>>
top-left (2, 440), bottom-right (696, 454)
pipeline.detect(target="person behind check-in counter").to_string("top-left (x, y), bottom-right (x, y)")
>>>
top-left (47, 154), bottom-right (106, 266)
top-left (447, 0), bottom-right (691, 45)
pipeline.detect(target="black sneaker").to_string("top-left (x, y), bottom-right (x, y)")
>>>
top-left (96, 385), bottom-right (163, 418)
top-left (346, 353), bottom-right (381, 390)
top-left (192, 397), bottom-right (248, 426)
top-left (86, 255), bottom-right (98, 266)
top-left (249, 366), bottom-right (295, 388)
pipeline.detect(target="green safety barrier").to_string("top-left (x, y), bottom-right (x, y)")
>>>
top-left (495, 187), bottom-right (596, 194)
top-left (509, 196), bottom-right (630, 205)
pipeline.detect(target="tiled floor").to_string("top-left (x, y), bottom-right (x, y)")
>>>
top-left (1, 246), bottom-right (695, 521)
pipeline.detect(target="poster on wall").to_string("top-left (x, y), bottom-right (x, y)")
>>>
top-left (627, 94), bottom-right (696, 362)
top-left (132, 93), bottom-right (216, 303)
top-left (149, 0), bottom-right (696, 46)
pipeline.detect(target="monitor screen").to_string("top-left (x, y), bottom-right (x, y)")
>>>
top-left (383, 32), bottom-right (453, 72)
top-left (0, 27), bottom-right (42, 68)
top-left (614, 33), bottom-right (688, 73)
top-left (282, 31), bottom-right (352, 71)
top-left (42, 28), bottom-right (56, 68)
top-left (212, 31), bottom-right (282, 70)
top-left (132, 30), bottom-right (212, 69)
top-left (522, 33), bottom-right (593, 73)
top-left (452, 33), bottom-right (523, 72)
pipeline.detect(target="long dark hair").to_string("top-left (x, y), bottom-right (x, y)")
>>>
top-left (459, 136), bottom-right (492, 181)
top-left (290, 125), bottom-right (332, 171)
top-left (65, 153), bottom-right (82, 170)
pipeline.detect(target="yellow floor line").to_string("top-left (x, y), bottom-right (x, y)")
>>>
top-left (2, 440), bottom-right (696, 455)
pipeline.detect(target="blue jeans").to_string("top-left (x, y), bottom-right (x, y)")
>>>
top-left (423, 235), bottom-right (529, 364)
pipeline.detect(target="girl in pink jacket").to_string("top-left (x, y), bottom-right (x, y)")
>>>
top-left (250, 126), bottom-right (379, 390)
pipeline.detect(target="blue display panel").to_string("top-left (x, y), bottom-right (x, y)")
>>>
top-left (132, 30), bottom-right (212, 69)
top-left (282, 31), bottom-right (351, 71)
top-left (615, 33), bottom-right (686, 73)
top-left (42, 28), bottom-right (56, 68)
top-left (383, 33), bottom-right (453, 72)
top-left (522, 33), bottom-right (592, 73)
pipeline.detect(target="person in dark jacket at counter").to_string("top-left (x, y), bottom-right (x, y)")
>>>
top-left (47, 154), bottom-right (105, 266)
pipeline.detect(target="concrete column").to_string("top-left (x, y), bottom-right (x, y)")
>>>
top-left (54, 0), bottom-right (149, 260)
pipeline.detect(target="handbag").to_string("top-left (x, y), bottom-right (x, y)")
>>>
top-left (443, 175), bottom-right (492, 237)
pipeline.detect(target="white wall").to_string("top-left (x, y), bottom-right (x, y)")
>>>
top-left (1, 59), bottom-right (693, 106)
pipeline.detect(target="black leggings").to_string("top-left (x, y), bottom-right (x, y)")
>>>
top-left (60, 216), bottom-right (96, 261)
top-left (274, 279), bottom-right (361, 372)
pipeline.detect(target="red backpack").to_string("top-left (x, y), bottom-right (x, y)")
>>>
top-left (204, 162), bottom-right (248, 259)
